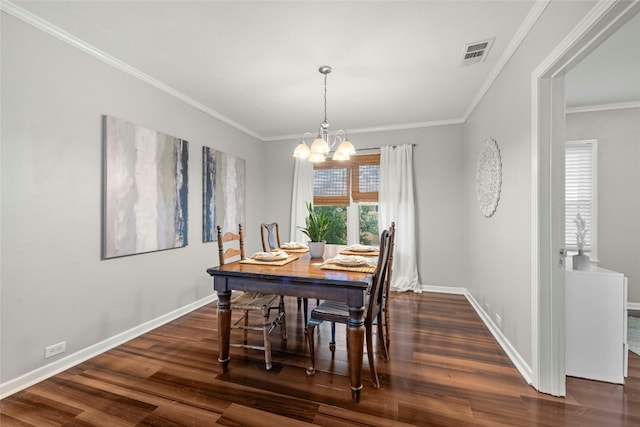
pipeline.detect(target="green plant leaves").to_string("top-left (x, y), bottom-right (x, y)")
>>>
top-left (298, 202), bottom-right (330, 242)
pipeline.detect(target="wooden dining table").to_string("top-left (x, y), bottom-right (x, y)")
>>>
top-left (206, 245), bottom-right (374, 403)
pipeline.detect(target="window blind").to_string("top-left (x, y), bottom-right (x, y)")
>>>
top-left (313, 154), bottom-right (380, 205)
top-left (313, 167), bottom-right (350, 205)
top-left (352, 156), bottom-right (379, 203)
top-left (565, 140), bottom-right (596, 251)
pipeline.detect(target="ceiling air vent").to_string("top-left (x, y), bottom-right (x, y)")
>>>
top-left (460, 38), bottom-right (494, 66)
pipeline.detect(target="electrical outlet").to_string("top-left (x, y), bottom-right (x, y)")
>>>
top-left (495, 314), bottom-right (503, 329)
top-left (44, 341), bottom-right (66, 359)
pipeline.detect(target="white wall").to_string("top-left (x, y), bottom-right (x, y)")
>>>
top-left (1, 14), bottom-right (266, 384)
top-left (263, 125), bottom-right (465, 289)
top-left (566, 107), bottom-right (640, 303)
top-left (463, 0), bottom-right (597, 367)
top-left (1, 0), bottom-right (607, 392)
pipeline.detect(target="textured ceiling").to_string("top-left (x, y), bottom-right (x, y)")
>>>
top-left (8, 1), bottom-right (639, 140)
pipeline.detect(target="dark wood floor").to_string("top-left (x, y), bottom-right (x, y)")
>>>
top-left (2, 292), bottom-right (639, 426)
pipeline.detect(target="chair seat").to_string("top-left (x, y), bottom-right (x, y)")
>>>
top-left (310, 297), bottom-right (372, 321)
top-left (232, 292), bottom-right (280, 310)
top-left (311, 300), bottom-right (348, 317)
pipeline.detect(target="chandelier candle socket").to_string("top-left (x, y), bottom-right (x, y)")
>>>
top-left (293, 66), bottom-right (356, 162)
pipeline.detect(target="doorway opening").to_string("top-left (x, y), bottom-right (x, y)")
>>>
top-left (532, 0), bottom-right (640, 396)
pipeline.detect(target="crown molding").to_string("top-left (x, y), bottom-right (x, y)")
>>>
top-left (0, 1), bottom-right (264, 141)
top-left (262, 117), bottom-right (466, 142)
top-left (346, 118), bottom-right (467, 135)
top-left (463, 0), bottom-right (551, 122)
top-left (566, 101), bottom-right (640, 114)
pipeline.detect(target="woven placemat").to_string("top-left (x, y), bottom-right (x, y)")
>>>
top-left (320, 263), bottom-right (376, 273)
top-left (240, 255), bottom-right (299, 266)
top-left (340, 249), bottom-right (379, 256)
top-left (278, 247), bottom-right (310, 254)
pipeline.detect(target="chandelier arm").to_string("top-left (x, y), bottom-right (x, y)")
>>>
top-left (335, 129), bottom-right (348, 140)
top-left (300, 131), bottom-right (315, 145)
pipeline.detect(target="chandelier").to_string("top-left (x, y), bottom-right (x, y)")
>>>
top-left (292, 66), bottom-right (356, 163)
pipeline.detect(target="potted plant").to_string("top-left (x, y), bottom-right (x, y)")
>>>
top-left (298, 202), bottom-right (330, 258)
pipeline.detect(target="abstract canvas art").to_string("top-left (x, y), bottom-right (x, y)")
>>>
top-left (202, 146), bottom-right (217, 242)
top-left (216, 151), bottom-right (246, 239)
top-left (102, 116), bottom-right (189, 258)
top-left (202, 146), bottom-right (245, 242)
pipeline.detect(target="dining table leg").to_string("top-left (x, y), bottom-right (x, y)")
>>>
top-left (347, 304), bottom-right (365, 403)
top-left (217, 289), bottom-right (232, 373)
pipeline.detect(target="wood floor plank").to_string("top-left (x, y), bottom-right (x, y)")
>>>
top-left (314, 403), bottom-right (411, 427)
top-left (0, 391), bottom-right (81, 426)
top-left (1, 292), bottom-right (638, 426)
top-left (216, 403), bottom-right (312, 426)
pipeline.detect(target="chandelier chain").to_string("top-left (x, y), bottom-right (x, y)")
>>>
top-left (323, 72), bottom-right (328, 124)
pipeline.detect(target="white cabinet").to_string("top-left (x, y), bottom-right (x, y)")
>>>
top-left (565, 265), bottom-right (628, 384)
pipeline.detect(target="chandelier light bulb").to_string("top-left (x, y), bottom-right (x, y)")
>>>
top-left (332, 150), bottom-right (350, 161)
top-left (310, 137), bottom-right (329, 155)
top-left (308, 152), bottom-right (326, 163)
top-left (336, 139), bottom-right (355, 156)
top-left (293, 142), bottom-right (311, 159)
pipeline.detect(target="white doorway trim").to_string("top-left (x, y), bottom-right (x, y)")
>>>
top-left (531, 0), bottom-right (640, 396)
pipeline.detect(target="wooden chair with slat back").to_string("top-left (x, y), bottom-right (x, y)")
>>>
top-left (380, 222), bottom-right (395, 360)
top-left (260, 222), bottom-right (315, 326)
top-left (305, 225), bottom-right (394, 388)
top-left (323, 223), bottom-right (395, 359)
top-left (217, 224), bottom-right (287, 370)
top-left (218, 224), bottom-right (245, 264)
top-left (260, 222), bottom-right (281, 252)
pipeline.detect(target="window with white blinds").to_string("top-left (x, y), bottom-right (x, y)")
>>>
top-left (565, 140), bottom-right (597, 255)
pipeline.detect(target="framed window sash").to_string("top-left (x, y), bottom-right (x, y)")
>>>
top-left (313, 154), bottom-right (380, 206)
top-left (565, 139), bottom-right (597, 258)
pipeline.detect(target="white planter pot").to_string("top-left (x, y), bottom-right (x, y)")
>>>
top-left (573, 252), bottom-right (591, 270)
top-left (308, 241), bottom-right (326, 258)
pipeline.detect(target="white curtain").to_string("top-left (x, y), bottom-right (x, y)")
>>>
top-left (379, 144), bottom-right (420, 292)
top-left (289, 158), bottom-right (314, 243)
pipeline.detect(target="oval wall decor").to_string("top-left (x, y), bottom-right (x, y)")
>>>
top-left (476, 138), bottom-right (502, 218)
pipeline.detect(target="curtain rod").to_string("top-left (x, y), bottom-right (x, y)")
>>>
top-left (356, 143), bottom-right (417, 152)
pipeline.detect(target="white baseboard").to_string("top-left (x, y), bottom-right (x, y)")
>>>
top-left (421, 284), bottom-right (533, 386)
top-left (0, 294), bottom-right (217, 399)
top-left (628, 302), bottom-right (640, 311)
top-left (463, 291), bottom-right (533, 385)
top-left (422, 284), bottom-right (467, 295)
top-left (2, 286), bottom-right (539, 399)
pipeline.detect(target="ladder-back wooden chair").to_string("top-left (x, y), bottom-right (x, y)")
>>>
top-left (316, 223), bottom-right (396, 359)
top-left (260, 222), bottom-right (313, 325)
top-left (305, 225), bottom-right (394, 388)
top-left (380, 222), bottom-right (396, 360)
top-left (217, 224), bottom-right (287, 370)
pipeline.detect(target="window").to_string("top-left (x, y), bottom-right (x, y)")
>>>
top-left (565, 140), bottom-right (597, 257)
top-left (313, 154), bottom-right (380, 245)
